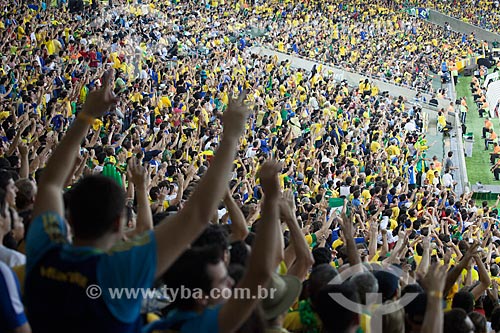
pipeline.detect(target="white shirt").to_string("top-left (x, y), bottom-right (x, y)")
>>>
top-left (442, 173), bottom-right (454, 188)
top-left (245, 147), bottom-right (257, 158)
top-left (217, 208), bottom-right (227, 221)
top-left (339, 185), bottom-right (351, 197)
top-left (310, 97), bottom-right (319, 110)
top-left (139, 69), bottom-right (149, 80)
top-left (204, 102), bottom-right (214, 113)
top-left (204, 141), bottom-right (214, 151)
top-left (93, 165), bottom-right (104, 174)
top-left (321, 156), bottom-right (332, 164)
top-left (0, 246), bottom-right (25, 268)
top-left (433, 176), bottom-right (440, 186)
top-left (333, 177), bottom-right (342, 188)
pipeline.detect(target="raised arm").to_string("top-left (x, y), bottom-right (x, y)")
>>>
top-left (339, 204), bottom-right (362, 270)
top-left (471, 254), bottom-right (491, 300)
top-left (165, 173), bottom-right (184, 208)
top-left (219, 161), bottom-right (282, 333)
top-left (280, 189), bottom-right (314, 280)
top-left (368, 221), bottom-right (379, 261)
top-left (443, 242), bottom-right (479, 297)
top-left (0, 84), bottom-right (13, 99)
top-left (71, 151), bottom-right (89, 184)
top-left (88, 127), bottom-right (101, 147)
top-left (33, 69), bottom-right (119, 218)
top-left (126, 157), bottom-right (153, 236)
top-left (18, 143), bottom-right (29, 179)
top-left (420, 263), bottom-right (447, 333)
top-left (182, 165), bottom-right (197, 192)
top-left (224, 189), bottom-right (249, 242)
top-left (153, 91), bottom-right (250, 278)
top-left (7, 120), bottom-right (30, 157)
top-left (416, 236), bottom-right (431, 276)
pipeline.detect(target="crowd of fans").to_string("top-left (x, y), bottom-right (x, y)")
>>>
top-left (259, 0), bottom-right (482, 94)
top-left (382, 0), bottom-right (500, 35)
top-left (416, 0), bottom-right (500, 35)
top-left (0, 0), bottom-right (500, 333)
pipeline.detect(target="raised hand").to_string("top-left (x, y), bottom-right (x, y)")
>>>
top-left (176, 172), bottom-right (185, 184)
top-left (443, 248), bottom-right (452, 267)
top-left (279, 189), bottom-right (296, 222)
top-left (420, 263), bottom-right (448, 296)
top-left (461, 242), bottom-right (481, 265)
top-left (339, 202), bottom-right (354, 238)
top-left (398, 229), bottom-right (406, 241)
top-left (186, 165), bottom-right (197, 177)
top-left (257, 160), bottom-right (281, 198)
top-left (82, 69), bottom-right (120, 118)
top-left (492, 280), bottom-right (499, 303)
top-left (223, 89), bottom-right (251, 139)
top-left (18, 143), bottom-right (28, 156)
top-left (127, 157), bottom-right (148, 188)
top-left (158, 187), bottom-right (168, 201)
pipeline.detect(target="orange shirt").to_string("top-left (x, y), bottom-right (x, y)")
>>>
top-left (494, 146), bottom-right (500, 154)
top-left (492, 131), bottom-right (498, 140)
top-left (485, 119), bottom-right (493, 129)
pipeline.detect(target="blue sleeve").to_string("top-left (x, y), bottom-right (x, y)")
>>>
top-left (354, 237), bottom-right (366, 244)
top-left (0, 262), bottom-right (27, 331)
top-left (182, 305), bottom-right (221, 333)
top-left (97, 230), bottom-right (157, 323)
top-left (331, 228), bottom-right (340, 241)
top-left (25, 212), bottom-right (68, 273)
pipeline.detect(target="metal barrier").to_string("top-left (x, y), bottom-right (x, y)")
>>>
top-left (265, 46), bottom-right (450, 100)
top-left (427, 9), bottom-right (500, 46)
top-left (251, 46), bottom-right (452, 109)
top-left (447, 77), bottom-right (469, 194)
top-left (454, 111), bottom-right (469, 194)
top-left (423, 111), bottom-right (429, 133)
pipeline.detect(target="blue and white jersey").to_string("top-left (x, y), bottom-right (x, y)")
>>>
top-left (407, 165), bottom-right (417, 185)
top-left (0, 261), bottom-right (27, 331)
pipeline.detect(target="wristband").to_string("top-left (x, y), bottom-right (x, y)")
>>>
top-left (428, 290), bottom-right (443, 299)
top-left (78, 112), bottom-right (95, 125)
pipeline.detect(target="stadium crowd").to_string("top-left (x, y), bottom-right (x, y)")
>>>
top-left (417, 0), bottom-right (500, 35)
top-left (1, 0), bottom-right (500, 333)
top-left (260, 1), bottom-right (481, 95)
top-left (379, 0), bottom-right (500, 35)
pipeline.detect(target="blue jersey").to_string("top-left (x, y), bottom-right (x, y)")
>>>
top-left (408, 166), bottom-right (416, 185)
top-left (0, 261), bottom-right (27, 331)
top-left (25, 212), bottom-right (157, 333)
